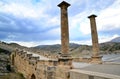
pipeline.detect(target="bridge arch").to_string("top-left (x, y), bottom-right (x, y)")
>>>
top-left (31, 74), bottom-right (36, 79)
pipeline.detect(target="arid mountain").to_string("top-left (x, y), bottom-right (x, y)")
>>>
top-left (31, 43), bottom-right (80, 53)
top-left (1, 37), bottom-right (120, 57)
top-left (100, 42), bottom-right (120, 52)
top-left (70, 45), bottom-right (92, 57)
top-left (8, 43), bottom-right (28, 49)
top-left (71, 37), bottom-right (120, 57)
top-left (110, 37), bottom-right (120, 42)
top-left (71, 42), bottom-right (120, 57)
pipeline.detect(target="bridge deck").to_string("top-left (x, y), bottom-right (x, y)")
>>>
top-left (27, 52), bottom-right (50, 60)
top-left (72, 54), bottom-right (120, 79)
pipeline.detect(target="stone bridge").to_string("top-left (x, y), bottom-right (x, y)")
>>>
top-left (10, 49), bottom-right (72, 79)
top-left (0, 41), bottom-right (72, 79)
top-left (1, 1), bottom-right (114, 79)
top-left (1, 43), bottom-right (119, 79)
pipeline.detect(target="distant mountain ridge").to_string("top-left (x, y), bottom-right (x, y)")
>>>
top-left (110, 37), bottom-right (120, 42)
top-left (31, 43), bottom-right (81, 52)
top-left (1, 36), bottom-right (120, 57)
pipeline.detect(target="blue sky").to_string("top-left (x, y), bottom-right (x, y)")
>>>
top-left (0, 0), bottom-right (120, 47)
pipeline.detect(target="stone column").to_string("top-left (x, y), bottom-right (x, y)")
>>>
top-left (58, 1), bottom-right (70, 57)
top-left (58, 1), bottom-right (72, 66)
top-left (88, 14), bottom-right (102, 64)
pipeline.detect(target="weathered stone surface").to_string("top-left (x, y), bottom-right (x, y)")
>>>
top-left (55, 65), bottom-right (71, 79)
top-left (58, 1), bottom-right (70, 57)
top-left (88, 14), bottom-right (102, 64)
top-left (10, 47), bottom-right (74, 79)
top-left (58, 1), bottom-right (73, 66)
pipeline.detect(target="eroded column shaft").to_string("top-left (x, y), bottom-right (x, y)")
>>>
top-left (88, 14), bottom-right (99, 56)
top-left (58, 1), bottom-right (70, 57)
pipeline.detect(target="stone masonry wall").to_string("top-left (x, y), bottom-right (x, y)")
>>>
top-left (11, 50), bottom-right (71, 79)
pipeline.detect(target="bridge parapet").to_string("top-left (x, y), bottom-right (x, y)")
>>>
top-left (29, 57), bottom-right (39, 65)
top-left (21, 52), bottom-right (27, 58)
top-left (26, 54), bottom-right (32, 59)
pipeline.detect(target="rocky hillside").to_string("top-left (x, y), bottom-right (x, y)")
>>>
top-left (0, 48), bottom-right (11, 74)
top-left (0, 42), bottom-right (25, 79)
top-left (70, 45), bottom-right (92, 57)
top-left (100, 42), bottom-right (120, 52)
top-left (71, 42), bottom-right (120, 57)
top-left (70, 37), bottom-right (120, 57)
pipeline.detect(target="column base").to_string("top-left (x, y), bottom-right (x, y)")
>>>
top-left (60, 53), bottom-right (71, 57)
top-left (90, 55), bottom-right (102, 64)
top-left (58, 56), bottom-right (72, 66)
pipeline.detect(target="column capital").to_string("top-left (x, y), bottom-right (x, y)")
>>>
top-left (57, 1), bottom-right (70, 8)
top-left (88, 14), bottom-right (97, 18)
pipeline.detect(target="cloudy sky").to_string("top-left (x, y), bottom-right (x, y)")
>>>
top-left (0, 0), bottom-right (120, 47)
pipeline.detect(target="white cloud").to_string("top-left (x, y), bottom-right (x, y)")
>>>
top-left (0, 1), bottom-right (4, 7)
top-left (79, 20), bottom-right (90, 35)
top-left (99, 34), bottom-right (120, 43)
top-left (9, 40), bottom-right (61, 47)
top-left (45, 16), bottom-right (60, 27)
top-left (0, 0), bottom-right (120, 47)
top-left (70, 40), bottom-right (92, 45)
top-left (0, 0), bottom-right (53, 19)
top-left (97, 0), bottom-right (120, 31)
top-left (40, 40), bottom-right (61, 45)
top-left (0, 3), bottom-right (39, 18)
top-left (5, 33), bottom-right (120, 47)
top-left (12, 41), bottom-right (39, 47)
top-left (70, 34), bottom-right (120, 45)
top-left (69, 0), bottom-right (120, 36)
top-left (46, 27), bottom-right (60, 36)
top-left (69, 11), bottom-right (91, 35)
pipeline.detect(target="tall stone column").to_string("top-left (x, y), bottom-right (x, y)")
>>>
top-left (58, 1), bottom-right (72, 66)
top-left (88, 14), bottom-right (102, 64)
top-left (58, 1), bottom-right (70, 57)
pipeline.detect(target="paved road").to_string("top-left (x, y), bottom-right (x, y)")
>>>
top-left (72, 54), bottom-right (120, 79)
